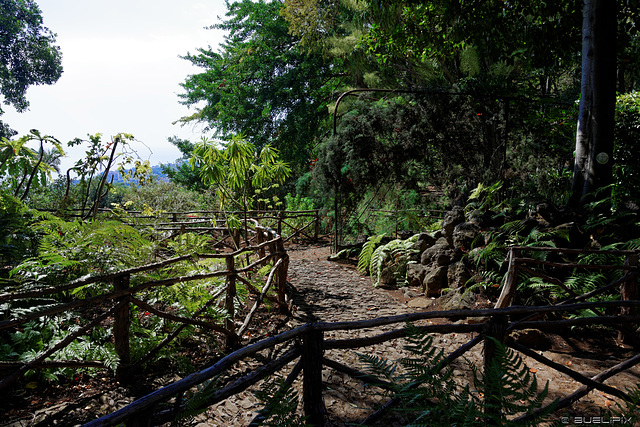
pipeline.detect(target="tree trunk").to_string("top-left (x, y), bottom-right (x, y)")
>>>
top-left (570, 0), bottom-right (617, 207)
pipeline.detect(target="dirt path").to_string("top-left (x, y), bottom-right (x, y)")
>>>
top-left (287, 245), bottom-right (413, 324)
top-left (202, 243), bottom-right (640, 427)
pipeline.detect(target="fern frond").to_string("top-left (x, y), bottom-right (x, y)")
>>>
top-left (357, 352), bottom-right (397, 381)
top-left (253, 378), bottom-right (305, 426)
top-left (369, 244), bottom-right (387, 286)
top-left (172, 377), bottom-right (222, 425)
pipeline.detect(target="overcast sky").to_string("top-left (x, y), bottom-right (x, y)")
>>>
top-left (3, 0), bottom-right (228, 172)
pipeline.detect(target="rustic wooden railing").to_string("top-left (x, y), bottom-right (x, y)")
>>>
top-left (0, 220), bottom-right (289, 390)
top-left (47, 208), bottom-right (322, 242)
top-left (495, 247), bottom-right (639, 342)
top-left (83, 299), bottom-right (640, 427)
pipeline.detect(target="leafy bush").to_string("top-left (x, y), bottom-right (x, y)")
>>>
top-left (10, 218), bottom-right (156, 289)
top-left (368, 235), bottom-right (419, 287)
top-left (119, 180), bottom-right (210, 213)
top-left (0, 191), bottom-right (40, 269)
top-left (0, 313), bottom-right (118, 382)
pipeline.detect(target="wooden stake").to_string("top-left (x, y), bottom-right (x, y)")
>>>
top-left (114, 274), bottom-right (131, 381)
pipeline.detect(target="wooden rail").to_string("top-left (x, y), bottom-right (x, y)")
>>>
top-left (0, 220), bottom-right (289, 390)
top-left (84, 300), bottom-right (640, 426)
top-left (44, 208), bottom-right (322, 242)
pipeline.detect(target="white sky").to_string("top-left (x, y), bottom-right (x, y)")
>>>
top-left (2, 0), bottom-right (228, 172)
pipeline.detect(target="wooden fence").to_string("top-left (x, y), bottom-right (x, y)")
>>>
top-left (50, 208), bottom-right (322, 243)
top-left (83, 246), bottom-right (640, 426)
top-left (0, 220), bottom-right (289, 389)
top-left (495, 247), bottom-right (639, 342)
top-left (82, 301), bottom-right (640, 427)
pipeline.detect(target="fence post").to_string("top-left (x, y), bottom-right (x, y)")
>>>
top-left (277, 211), bottom-right (283, 236)
top-left (275, 238), bottom-right (289, 309)
top-left (232, 228), bottom-right (241, 249)
top-left (225, 255), bottom-right (237, 349)
top-left (619, 253), bottom-right (639, 343)
top-left (114, 273), bottom-right (131, 381)
top-left (482, 315), bottom-right (508, 424)
top-left (257, 226), bottom-right (265, 258)
top-left (314, 210), bottom-right (319, 241)
top-left (302, 327), bottom-right (325, 426)
top-left (495, 247), bottom-right (519, 309)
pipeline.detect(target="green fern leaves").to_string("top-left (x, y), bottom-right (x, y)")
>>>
top-left (358, 324), bottom-right (555, 426)
top-left (357, 233), bottom-right (386, 274)
top-left (361, 235), bottom-right (419, 286)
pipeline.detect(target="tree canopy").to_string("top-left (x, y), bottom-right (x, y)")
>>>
top-left (0, 0), bottom-right (63, 137)
top-left (178, 0), bottom-right (353, 175)
top-left (174, 0), bottom-right (640, 214)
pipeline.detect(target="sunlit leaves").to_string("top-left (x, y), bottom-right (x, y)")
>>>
top-left (191, 134), bottom-right (291, 213)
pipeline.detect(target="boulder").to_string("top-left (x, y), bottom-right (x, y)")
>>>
top-left (414, 232), bottom-right (436, 252)
top-left (423, 266), bottom-right (447, 297)
top-left (420, 237), bottom-right (452, 265)
top-left (447, 261), bottom-right (471, 289)
top-left (467, 209), bottom-right (490, 228)
top-left (407, 297), bottom-right (433, 309)
top-left (406, 263), bottom-right (427, 287)
top-left (379, 266), bottom-right (397, 285)
top-left (438, 287), bottom-right (476, 311)
top-left (441, 206), bottom-right (465, 237)
top-left (452, 222), bottom-right (480, 251)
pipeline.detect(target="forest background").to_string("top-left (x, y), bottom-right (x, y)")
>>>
top-left (2, 0), bottom-right (640, 239)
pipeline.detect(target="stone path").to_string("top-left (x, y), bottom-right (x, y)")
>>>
top-left (201, 244), bottom-right (477, 426)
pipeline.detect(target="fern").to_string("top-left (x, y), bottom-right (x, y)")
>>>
top-left (367, 236), bottom-right (419, 287)
top-left (172, 377), bottom-right (222, 426)
top-left (167, 232), bottom-right (212, 256)
top-left (369, 243), bottom-right (388, 286)
top-left (475, 338), bottom-right (552, 422)
top-left (358, 233), bottom-right (386, 274)
top-left (11, 218), bottom-right (156, 290)
top-left (252, 378), bottom-right (306, 426)
top-left (357, 324), bottom-right (556, 426)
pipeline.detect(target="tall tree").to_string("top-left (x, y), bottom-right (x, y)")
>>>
top-left (0, 0), bottom-right (63, 138)
top-left (362, 1), bottom-right (583, 91)
top-left (570, 0), bottom-right (618, 207)
top-left (178, 0), bottom-right (348, 174)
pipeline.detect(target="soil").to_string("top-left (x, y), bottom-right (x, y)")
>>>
top-left (2, 241), bottom-right (640, 426)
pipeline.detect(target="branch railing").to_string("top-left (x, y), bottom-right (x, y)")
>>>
top-left (0, 219), bottom-right (289, 390)
top-left (495, 246), bottom-right (639, 342)
top-left (47, 208), bottom-right (322, 242)
top-left (84, 299), bottom-right (640, 427)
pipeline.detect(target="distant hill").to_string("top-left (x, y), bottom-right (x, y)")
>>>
top-left (105, 163), bottom-right (176, 184)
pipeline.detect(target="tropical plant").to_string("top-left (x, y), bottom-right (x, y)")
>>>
top-left (368, 235), bottom-right (419, 287)
top-left (357, 233), bottom-right (386, 274)
top-left (613, 92), bottom-right (640, 208)
top-left (190, 135), bottom-right (291, 243)
top-left (178, 0), bottom-right (346, 175)
top-left (0, 130), bottom-right (65, 201)
top-left (252, 378), bottom-right (306, 426)
top-left (62, 132), bottom-right (151, 219)
top-left (358, 324), bottom-right (555, 426)
top-left (10, 217), bottom-right (156, 290)
top-left (0, 313), bottom-right (118, 382)
top-left (0, 191), bottom-right (40, 269)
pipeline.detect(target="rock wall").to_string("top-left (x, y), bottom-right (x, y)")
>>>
top-left (406, 206), bottom-right (475, 296)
